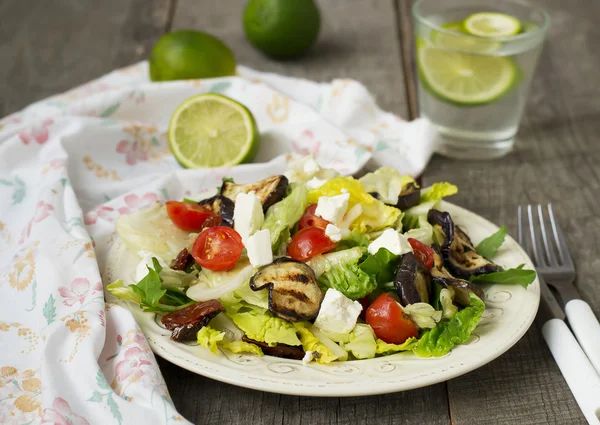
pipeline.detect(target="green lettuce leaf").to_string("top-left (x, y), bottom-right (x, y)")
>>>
top-left (420, 182), bottom-right (458, 203)
top-left (358, 167), bottom-right (416, 205)
top-left (221, 340), bottom-right (264, 356)
top-left (197, 326), bottom-right (225, 354)
top-left (358, 248), bottom-right (400, 285)
top-left (306, 247), bottom-right (364, 277)
top-left (440, 287), bottom-right (458, 320)
top-left (402, 200), bottom-right (437, 230)
top-left (413, 293), bottom-right (485, 358)
top-left (295, 323), bottom-right (347, 364)
top-left (106, 280), bottom-right (142, 304)
top-left (341, 324), bottom-right (377, 359)
top-left (262, 184), bottom-right (308, 252)
top-left (475, 226), bottom-right (507, 259)
top-left (227, 309), bottom-right (301, 347)
top-left (469, 265), bottom-right (536, 288)
top-left (130, 258), bottom-right (166, 308)
top-left (318, 263), bottom-right (377, 300)
top-left (404, 215), bottom-right (434, 246)
top-left (375, 337), bottom-right (418, 355)
top-left (307, 176), bottom-right (401, 232)
top-left (403, 303), bottom-right (442, 329)
top-left (335, 228), bottom-right (370, 251)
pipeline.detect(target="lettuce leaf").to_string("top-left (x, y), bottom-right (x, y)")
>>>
top-left (359, 167), bottom-right (416, 205)
top-left (262, 184), bottom-right (308, 252)
top-left (318, 263), bottom-right (377, 300)
top-left (376, 337), bottom-right (418, 355)
top-left (403, 303), bottom-right (442, 329)
top-left (106, 280), bottom-right (142, 304)
top-left (475, 226), bottom-right (507, 259)
top-left (307, 176), bottom-right (401, 232)
top-left (197, 326), bottom-right (225, 354)
top-left (306, 247), bottom-right (364, 277)
top-left (469, 265), bottom-right (536, 288)
top-left (227, 309), bottom-right (301, 347)
top-left (358, 248), bottom-right (400, 285)
top-left (420, 182), bottom-right (458, 203)
top-left (402, 200), bottom-right (437, 230)
top-left (295, 323), bottom-right (347, 364)
top-left (403, 215), bottom-right (434, 246)
top-left (335, 228), bottom-right (370, 251)
top-left (221, 340), bottom-right (264, 356)
top-left (341, 324), bottom-right (377, 359)
top-left (413, 293), bottom-right (485, 358)
top-left (439, 287), bottom-right (458, 320)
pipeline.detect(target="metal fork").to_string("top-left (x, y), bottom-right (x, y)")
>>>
top-left (519, 204), bottom-right (600, 424)
top-left (518, 204), bottom-right (600, 372)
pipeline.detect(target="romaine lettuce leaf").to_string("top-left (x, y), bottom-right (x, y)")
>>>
top-left (307, 176), bottom-right (401, 232)
top-left (106, 280), bottom-right (142, 304)
top-left (318, 262), bottom-right (377, 300)
top-left (475, 226), bottom-right (507, 259)
top-left (413, 293), bottom-right (485, 358)
top-left (420, 182), bottom-right (458, 203)
top-left (307, 247), bottom-right (364, 277)
top-left (295, 323), bottom-right (347, 363)
top-left (341, 324), bottom-right (377, 359)
top-left (221, 340), bottom-right (264, 356)
top-left (262, 184), bottom-right (308, 252)
top-left (335, 228), bottom-right (370, 251)
top-left (375, 337), bottom-right (418, 355)
top-left (403, 215), bottom-right (434, 246)
top-left (402, 200), bottom-right (437, 230)
top-left (359, 167), bottom-right (416, 205)
top-left (227, 309), bottom-right (301, 347)
top-left (196, 326), bottom-right (225, 354)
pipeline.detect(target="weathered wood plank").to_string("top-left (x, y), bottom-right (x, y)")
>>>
top-left (165, 1), bottom-right (448, 424)
top-left (0, 0), bottom-right (170, 117)
top-left (171, 0), bottom-right (409, 118)
top-left (416, 0), bottom-right (600, 422)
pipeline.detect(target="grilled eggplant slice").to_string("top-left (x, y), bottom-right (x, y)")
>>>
top-left (161, 299), bottom-right (223, 341)
top-left (221, 175), bottom-right (288, 212)
top-left (394, 252), bottom-right (431, 306)
top-left (430, 245), bottom-right (484, 306)
top-left (242, 336), bottom-right (305, 360)
top-left (428, 209), bottom-right (500, 278)
top-left (396, 182), bottom-right (421, 210)
top-left (249, 257), bottom-right (323, 321)
top-left (198, 195), bottom-right (235, 227)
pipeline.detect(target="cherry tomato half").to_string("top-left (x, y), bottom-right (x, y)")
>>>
top-left (192, 226), bottom-right (243, 271)
top-left (408, 238), bottom-right (434, 270)
top-left (365, 293), bottom-right (418, 344)
top-left (287, 226), bottom-right (337, 262)
top-left (166, 201), bottom-right (215, 232)
top-left (298, 204), bottom-right (331, 230)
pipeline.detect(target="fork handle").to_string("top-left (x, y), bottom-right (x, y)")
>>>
top-left (542, 318), bottom-right (600, 424)
top-left (566, 299), bottom-right (600, 374)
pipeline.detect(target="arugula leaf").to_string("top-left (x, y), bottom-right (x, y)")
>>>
top-left (475, 226), bottom-right (507, 259)
top-left (469, 265), bottom-right (536, 288)
top-left (359, 248), bottom-right (400, 285)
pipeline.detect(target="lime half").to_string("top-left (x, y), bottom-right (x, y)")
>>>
top-left (431, 21), bottom-right (501, 54)
top-left (418, 46), bottom-right (516, 105)
top-left (168, 94), bottom-right (260, 168)
top-left (463, 12), bottom-right (522, 37)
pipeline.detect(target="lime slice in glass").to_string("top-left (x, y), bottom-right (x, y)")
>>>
top-left (418, 46), bottom-right (517, 105)
top-left (431, 21), bottom-right (501, 54)
top-left (168, 93), bottom-right (260, 168)
top-left (463, 12), bottom-right (522, 37)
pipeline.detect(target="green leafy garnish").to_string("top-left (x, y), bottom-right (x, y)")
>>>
top-left (359, 248), bottom-right (400, 285)
top-left (469, 264), bottom-right (536, 288)
top-left (318, 263), bottom-right (377, 300)
top-left (130, 258), bottom-right (166, 309)
top-left (475, 225), bottom-right (507, 259)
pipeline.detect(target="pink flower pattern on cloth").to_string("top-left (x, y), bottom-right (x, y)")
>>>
top-left (0, 61), bottom-right (435, 424)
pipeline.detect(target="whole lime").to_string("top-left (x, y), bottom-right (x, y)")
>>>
top-left (243, 0), bottom-right (320, 59)
top-left (149, 30), bottom-right (236, 81)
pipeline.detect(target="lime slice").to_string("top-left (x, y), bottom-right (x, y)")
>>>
top-left (418, 46), bottom-right (516, 105)
top-left (463, 12), bottom-right (522, 37)
top-left (431, 21), bottom-right (501, 54)
top-left (168, 94), bottom-right (260, 168)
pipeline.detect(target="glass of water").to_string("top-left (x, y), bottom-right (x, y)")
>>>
top-left (413, 0), bottom-right (549, 159)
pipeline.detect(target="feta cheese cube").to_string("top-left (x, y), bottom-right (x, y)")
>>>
top-left (306, 177), bottom-right (327, 190)
top-left (234, 192), bottom-right (264, 242)
top-left (245, 229), bottom-right (273, 267)
top-left (315, 193), bottom-right (350, 225)
top-left (135, 251), bottom-right (167, 281)
top-left (368, 228), bottom-right (413, 256)
top-left (314, 289), bottom-right (363, 335)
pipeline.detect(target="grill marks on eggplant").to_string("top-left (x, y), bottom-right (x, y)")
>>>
top-left (198, 195), bottom-right (235, 227)
top-left (161, 299), bottom-right (223, 341)
top-left (221, 175), bottom-right (288, 213)
top-left (430, 245), bottom-right (484, 305)
top-left (250, 258), bottom-right (323, 322)
top-left (427, 209), bottom-right (500, 278)
top-left (394, 252), bottom-right (431, 306)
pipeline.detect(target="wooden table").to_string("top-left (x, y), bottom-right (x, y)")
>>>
top-left (2, 1), bottom-right (598, 423)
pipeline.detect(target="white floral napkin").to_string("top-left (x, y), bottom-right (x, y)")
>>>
top-left (0, 61), bottom-right (436, 424)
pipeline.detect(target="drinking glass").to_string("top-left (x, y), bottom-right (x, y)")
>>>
top-left (413, 0), bottom-right (549, 159)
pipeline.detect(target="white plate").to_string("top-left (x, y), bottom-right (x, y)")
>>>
top-left (103, 201), bottom-right (539, 397)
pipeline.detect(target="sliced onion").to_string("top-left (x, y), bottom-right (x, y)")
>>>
top-left (186, 263), bottom-right (254, 302)
top-left (311, 326), bottom-right (349, 361)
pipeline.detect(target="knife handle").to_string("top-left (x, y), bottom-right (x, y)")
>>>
top-left (566, 299), bottom-right (600, 374)
top-left (542, 318), bottom-right (600, 425)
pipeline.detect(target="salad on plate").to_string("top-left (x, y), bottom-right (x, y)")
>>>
top-left (108, 157), bottom-right (536, 364)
